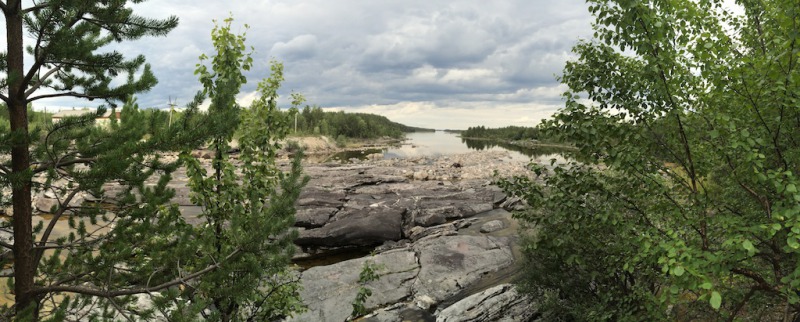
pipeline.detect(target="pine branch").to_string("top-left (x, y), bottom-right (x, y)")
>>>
top-left (33, 157), bottom-right (96, 174)
top-left (24, 65), bottom-right (62, 98)
top-left (0, 93), bottom-right (7, 103)
top-left (28, 91), bottom-right (107, 101)
top-left (21, 2), bottom-right (48, 14)
top-left (34, 188), bottom-right (81, 264)
top-left (32, 249), bottom-right (241, 297)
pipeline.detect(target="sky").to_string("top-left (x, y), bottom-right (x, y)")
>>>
top-left (7, 1), bottom-right (595, 130)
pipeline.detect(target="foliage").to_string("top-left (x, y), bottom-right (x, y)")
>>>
top-left (461, 125), bottom-right (541, 141)
top-left (163, 19), bottom-right (309, 320)
top-left (290, 106), bottom-right (431, 139)
top-left (500, 0), bottom-right (800, 320)
top-left (349, 257), bottom-right (381, 320)
top-left (2, 0), bottom-right (182, 319)
top-left (1, 4), bottom-right (307, 321)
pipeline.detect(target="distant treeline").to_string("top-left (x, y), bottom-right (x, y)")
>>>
top-left (1, 103), bottom-right (430, 141)
top-left (105, 105), bottom-right (430, 140)
top-left (289, 106), bottom-right (432, 139)
top-left (460, 125), bottom-right (565, 143)
top-left (461, 125), bottom-right (540, 141)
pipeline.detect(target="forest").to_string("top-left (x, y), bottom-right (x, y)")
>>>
top-left (288, 106), bottom-right (432, 139)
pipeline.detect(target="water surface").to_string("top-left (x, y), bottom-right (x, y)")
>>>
top-left (326, 131), bottom-right (571, 163)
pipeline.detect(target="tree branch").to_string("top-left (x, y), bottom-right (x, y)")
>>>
top-left (28, 91), bottom-right (107, 102)
top-left (34, 188), bottom-right (81, 265)
top-left (21, 2), bottom-right (49, 14)
top-left (32, 249), bottom-right (241, 297)
top-left (33, 157), bottom-right (96, 174)
top-left (24, 65), bottom-right (62, 98)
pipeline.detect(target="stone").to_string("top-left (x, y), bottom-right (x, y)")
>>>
top-left (480, 220), bottom-right (505, 233)
top-left (294, 207), bottom-right (336, 228)
top-left (295, 207), bottom-right (404, 247)
top-left (412, 208), bottom-right (447, 227)
top-left (408, 223), bottom-right (457, 242)
top-left (288, 249), bottom-right (420, 322)
top-left (412, 235), bottom-right (515, 302)
top-left (413, 171), bottom-right (428, 181)
top-left (435, 284), bottom-right (538, 322)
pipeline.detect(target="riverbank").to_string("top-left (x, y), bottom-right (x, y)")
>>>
top-left (282, 149), bottom-right (537, 321)
top-left (459, 136), bottom-right (576, 151)
top-left (281, 135), bottom-right (404, 156)
top-left (21, 148), bottom-right (541, 321)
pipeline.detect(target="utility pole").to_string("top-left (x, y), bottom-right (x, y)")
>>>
top-left (168, 97), bottom-right (177, 128)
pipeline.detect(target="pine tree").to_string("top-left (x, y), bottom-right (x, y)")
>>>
top-left (0, 2), bottom-right (306, 320)
top-left (1, 0), bottom-right (179, 318)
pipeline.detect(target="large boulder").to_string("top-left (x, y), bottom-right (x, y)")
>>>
top-left (295, 207), bottom-right (404, 247)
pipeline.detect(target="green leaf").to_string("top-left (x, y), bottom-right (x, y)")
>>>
top-left (700, 282), bottom-right (713, 290)
top-left (710, 291), bottom-right (722, 310)
top-left (673, 266), bottom-right (685, 277)
top-left (788, 237), bottom-right (800, 249)
top-left (788, 184), bottom-right (798, 193)
top-left (742, 240), bottom-right (754, 252)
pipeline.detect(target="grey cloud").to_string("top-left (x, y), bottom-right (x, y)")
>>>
top-left (21, 0), bottom-right (594, 128)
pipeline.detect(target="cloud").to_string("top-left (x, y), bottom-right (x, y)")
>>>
top-left (15, 0), bottom-right (594, 128)
top-left (329, 100), bottom-right (563, 130)
top-left (271, 34), bottom-right (319, 60)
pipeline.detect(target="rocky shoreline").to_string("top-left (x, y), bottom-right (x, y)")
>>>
top-left (25, 149), bottom-right (540, 321)
top-left (284, 151), bottom-right (536, 321)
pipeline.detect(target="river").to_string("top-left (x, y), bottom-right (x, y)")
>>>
top-left (325, 131), bottom-right (571, 164)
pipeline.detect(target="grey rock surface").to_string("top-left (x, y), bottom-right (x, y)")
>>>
top-left (288, 249), bottom-right (419, 322)
top-left (480, 220), bottom-right (505, 233)
top-left (412, 235), bottom-right (515, 302)
top-left (295, 207), bottom-right (404, 247)
top-left (435, 284), bottom-right (537, 322)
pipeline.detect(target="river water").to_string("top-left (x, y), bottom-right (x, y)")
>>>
top-left (326, 131), bottom-right (570, 164)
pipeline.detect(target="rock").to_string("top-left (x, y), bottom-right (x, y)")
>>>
top-left (412, 208), bottom-right (447, 227)
top-left (413, 171), bottom-right (428, 181)
top-left (34, 192), bottom-right (84, 214)
top-left (412, 235), bottom-right (515, 302)
top-left (288, 249), bottom-right (420, 322)
top-left (453, 218), bottom-right (479, 230)
top-left (297, 189), bottom-right (346, 208)
top-left (295, 207), bottom-right (404, 247)
top-left (435, 284), bottom-right (537, 322)
top-left (295, 207), bottom-right (336, 228)
top-left (500, 196), bottom-right (522, 210)
top-left (480, 220), bottom-right (505, 233)
top-left (34, 197), bottom-right (60, 213)
top-left (415, 294), bottom-right (437, 310)
top-left (408, 223), bottom-right (457, 242)
top-left (363, 304), bottom-right (435, 322)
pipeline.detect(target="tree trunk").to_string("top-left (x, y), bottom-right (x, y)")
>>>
top-left (5, 0), bottom-right (38, 318)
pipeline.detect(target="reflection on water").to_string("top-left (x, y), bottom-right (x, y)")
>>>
top-left (320, 131), bottom-right (572, 163)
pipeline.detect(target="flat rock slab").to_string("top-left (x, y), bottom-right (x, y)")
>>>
top-left (289, 234), bottom-right (516, 322)
top-left (288, 249), bottom-right (420, 322)
top-left (412, 235), bottom-right (515, 303)
top-left (435, 284), bottom-right (537, 322)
